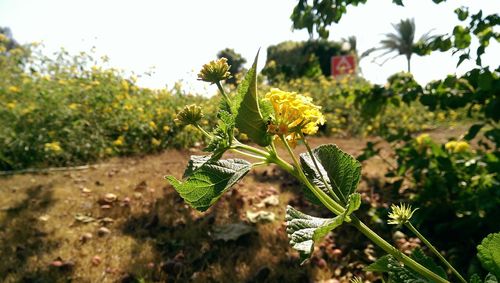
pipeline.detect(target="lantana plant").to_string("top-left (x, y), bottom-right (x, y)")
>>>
top-left (167, 53), bottom-right (500, 283)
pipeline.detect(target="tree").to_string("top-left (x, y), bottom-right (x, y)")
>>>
top-left (0, 27), bottom-right (20, 51)
top-left (370, 18), bottom-right (433, 72)
top-left (216, 48), bottom-right (246, 85)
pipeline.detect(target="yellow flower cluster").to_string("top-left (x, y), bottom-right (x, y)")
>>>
top-left (445, 140), bottom-right (470, 153)
top-left (415, 133), bottom-right (431, 146)
top-left (44, 142), bottom-right (62, 153)
top-left (264, 88), bottom-right (325, 145)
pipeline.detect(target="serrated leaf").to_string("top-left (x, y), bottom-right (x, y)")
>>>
top-left (166, 158), bottom-right (251, 211)
top-left (365, 249), bottom-right (447, 282)
top-left (286, 193), bottom-right (361, 263)
top-left (485, 273), bottom-right (499, 283)
top-left (478, 232), bottom-right (500, 279)
top-left (469, 274), bottom-right (482, 283)
top-left (232, 51), bottom-right (271, 146)
top-left (365, 255), bottom-right (392, 272)
top-left (410, 248), bottom-right (447, 280)
top-left (300, 144), bottom-right (361, 204)
top-left (183, 155), bottom-right (211, 178)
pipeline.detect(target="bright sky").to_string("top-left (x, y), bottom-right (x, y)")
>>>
top-left (0, 0), bottom-right (499, 95)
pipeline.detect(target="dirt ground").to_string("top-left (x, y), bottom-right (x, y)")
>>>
top-left (0, 126), bottom-right (469, 283)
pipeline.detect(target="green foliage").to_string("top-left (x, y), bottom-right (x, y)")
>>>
top-left (285, 193), bottom-right (360, 263)
top-left (262, 40), bottom-right (344, 82)
top-left (232, 53), bottom-right (271, 146)
top-left (300, 144), bottom-right (361, 204)
top-left (365, 249), bottom-right (447, 282)
top-left (204, 110), bottom-right (235, 159)
top-left (166, 158), bottom-right (251, 211)
top-left (477, 232), bottom-right (500, 279)
top-left (290, 0), bottom-right (367, 39)
top-left (0, 43), bottom-right (216, 170)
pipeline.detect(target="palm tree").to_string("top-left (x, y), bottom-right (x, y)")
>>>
top-left (371, 18), bottom-right (433, 72)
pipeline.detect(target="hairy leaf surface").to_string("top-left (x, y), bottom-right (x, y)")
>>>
top-left (166, 158), bottom-right (251, 211)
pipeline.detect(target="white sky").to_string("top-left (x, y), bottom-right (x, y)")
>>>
top-left (0, 0), bottom-right (499, 95)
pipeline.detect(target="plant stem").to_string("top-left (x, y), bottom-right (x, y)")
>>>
top-left (215, 81), bottom-right (231, 107)
top-left (350, 217), bottom-right (449, 283)
top-left (232, 141), bottom-right (270, 158)
top-left (278, 136), bottom-right (345, 215)
top-left (195, 124), bottom-right (212, 139)
top-left (406, 222), bottom-right (466, 283)
top-left (231, 148), bottom-right (267, 161)
top-left (300, 133), bottom-right (343, 204)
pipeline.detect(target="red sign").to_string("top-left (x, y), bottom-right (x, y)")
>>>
top-left (331, 55), bottom-right (356, 76)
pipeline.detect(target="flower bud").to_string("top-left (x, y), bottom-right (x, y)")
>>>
top-left (174, 104), bottom-right (203, 126)
top-left (388, 203), bottom-right (418, 226)
top-left (197, 58), bottom-right (231, 84)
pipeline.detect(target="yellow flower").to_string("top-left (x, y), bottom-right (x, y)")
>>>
top-left (264, 88), bottom-right (325, 145)
top-left (415, 133), bottom-right (431, 146)
top-left (105, 147), bottom-right (113, 154)
top-left (7, 102), bottom-right (16, 109)
top-left (149, 121), bottom-right (157, 130)
top-left (0, 34), bottom-right (7, 42)
top-left (445, 140), bottom-right (469, 153)
top-left (113, 136), bottom-right (124, 146)
top-left (197, 58), bottom-right (231, 84)
top-left (163, 125), bottom-right (171, 132)
top-left (388, 203), bottom-right (418, 226)
top-left (8, 86), bottom-right (20, 93)
top-left (68, 103), bottom-right (79, 110)
top-left (44, 142), bottom-right (62, 153)
top-left (174, 104), bottom-right (204, 126)
top-left (151, 137), bottom-right (161, 147)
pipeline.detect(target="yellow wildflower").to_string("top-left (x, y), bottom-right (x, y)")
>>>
top-left (8, 86), bottom-right (20, 93)
top-left (113, 136), bottom-right (125, 146)
top-left (388, 203), bottom-right (418, 226)
top-left (68, 103), bottom-right (79, 110)
top-left (149, 121), bottom-right (157, 130)
top-left (445, 140), bottom-right (470, 153)
top-left (0, 34), bottom-right (7, 42)
top-left (105, 147), bottom-right (113, 154)
top-left (7, 102), bottom-right (16, 109)
top-left (264, 88), bottom-right (325, 145)
top-left (163, 125), bottom-right (171, 132)
top-left (44, 142), bottom-right (62, 153)
top-left (197, 58), bottom-right (231, 84)
top-left (415, 133), bottom-right (431, 146)
top-left (151, 138), bottom-right (161, 147)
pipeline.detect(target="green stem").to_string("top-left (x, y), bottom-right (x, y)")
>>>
top-left (300, 133), bottom-right (343, 204)
top-left (232, 141), bottom-right (270, 158)
top-left (350, 217), bottom-right (449, 283)
top-left (195, 124), bottom-right (212, 139)
top-left (215, 81), bottom-right (231, 107)
top-left (406, 222), bottom-right (466, 283)
top-left (231, 148), bottom-right (267, 161)
top-left (278, 136), bottom-right (344, 215)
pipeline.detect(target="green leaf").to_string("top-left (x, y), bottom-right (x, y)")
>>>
top-left (410, 248), bottom-right (447, 280)
top-left (477, 232), bottom-right (500, 279)
top-left (469, 274), bottom-right (482, 283)
top-left (204, 110), bottom-right (235, 159)
top-left (464, 123), bottom-right (484, 141)
top-left (286, 194), bottom-right (361, 263)
top-left (485, 273), bottom-right (499, 283)
top-left (364, 255), bottom-right (392, 272)
top-left (392, 0), bottom-right (404, 6)
top-left (365, 249), bottom-right (447, 282)
top-left (231, 51), bottom-right (271, 146)
top-left (300, 144), bottom-right (362, 203)
top-left (166, 158), bottom-right (251, 211)
top-left (183, 155), bottom-right (211, 178)
top-left (453, 25), bottom-right (471, 49)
